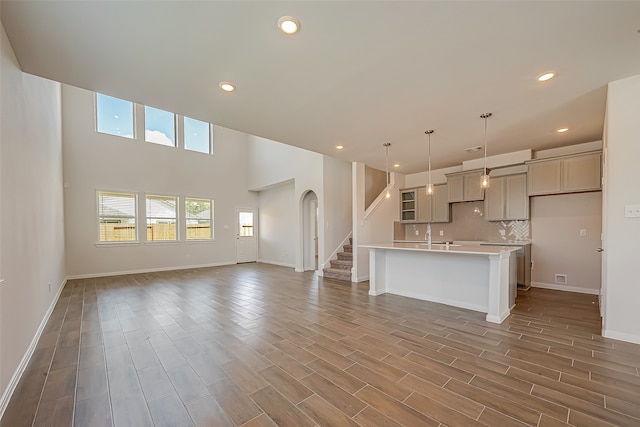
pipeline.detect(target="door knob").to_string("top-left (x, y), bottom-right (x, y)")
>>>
top-left (596, 248), bottom-right (604, 253)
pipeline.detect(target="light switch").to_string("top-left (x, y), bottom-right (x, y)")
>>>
top-left (579, 229), bottom-right (587, 237)
top-left (439, 230), bottom-right (444, 236)
top-left (624, 204), bottom-right (640, 218)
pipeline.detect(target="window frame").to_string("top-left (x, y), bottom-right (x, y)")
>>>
top-left (145, 194), bottom-right (179, 242)
top-left (185, 197), bottom-right (214, 241)
top-left (96, 191), bottom-right (138, 244)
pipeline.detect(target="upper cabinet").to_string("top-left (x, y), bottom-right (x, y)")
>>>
top-left (400, 189), bottom-right (417, 222)
top-left (400, 185), bottom-right (450, 223)
top-left (431, 184), bottom-right (450, 223)
top-left (485, 173), bottom-right (529, 221)
top-left (527, 152), bottom-right (601, 196)
top-left (446, 169), bottom-right (485, 202)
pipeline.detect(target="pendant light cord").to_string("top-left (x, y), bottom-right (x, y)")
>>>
top-left (483, 116), bottom-right (488, 176)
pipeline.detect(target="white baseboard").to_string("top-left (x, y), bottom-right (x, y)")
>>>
top-left (531, 282), bottom-right (600, 295)
top-left (66, 261), bottom-right (235, 280)
top-left (0, 277), bottom-right (66, 419)
top-left (602, 329), bottom-right (640, 345)
top-left (386, 287), bottom-right (487, 314)
top-left (356, 274), bottom-right (369, 283)
top-left (258, 260), bottom-right (295, 269)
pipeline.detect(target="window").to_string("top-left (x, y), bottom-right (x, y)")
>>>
top-left (97, 191), bottom-right (137, 242)
top-left (145, 106), bottom-right (175, 146)
top-left (184, 117), bottom-right (211, 154)
top-left (146, 195), bottom-right (178, 241)
top-left (96, 94), bottom-right (134, 138)
top-left (185, 198), bottom-right (213, 240)
top-left (239, 211), bottom-right (254, 236)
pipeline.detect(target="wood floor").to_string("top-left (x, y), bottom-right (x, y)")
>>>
top-left (2, 263), bottom-right (639, 427)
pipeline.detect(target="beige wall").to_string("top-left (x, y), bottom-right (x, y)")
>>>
top-left (602, 73), bottom-right (640, 344)
top-left (1, 22), bottom-right (66, 409)
top-left (530, 192), bottom-right (602, 293)
top-left (364, 166), bottom-right (386, 210)
top-left (62, 85), bottom-right (258, 277)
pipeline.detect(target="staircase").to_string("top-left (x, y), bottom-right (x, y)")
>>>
top-left (323, 238), bottom-right (352, 282)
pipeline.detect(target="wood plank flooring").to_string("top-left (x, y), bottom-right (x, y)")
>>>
top-left (2, 263), bottom-right (639, 426)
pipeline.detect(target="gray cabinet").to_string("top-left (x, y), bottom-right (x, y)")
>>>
top-left (431, 184), bottom-right (450, 223)
top-left (400, 189), bottom-right (417, 222)
top-left (485, 174), bottom-right (529, 221)
top-left (527, 152), bottom-right (601, 196)
top-left (446, 169), bottom-right (485, 202)
top-left (400, 185), bottom-right (450, 223)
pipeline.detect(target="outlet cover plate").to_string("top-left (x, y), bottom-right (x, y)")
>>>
top-left (624, 204), bottom-right (640, 218)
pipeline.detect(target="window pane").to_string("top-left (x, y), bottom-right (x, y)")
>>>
top-left (185, 198), bottom-right (213, 240)
top-left (239, 212), bottom-right (253, 237)
top-left (97, 191), bottom-right (136, 242)
top-left (145, 106), bottom-right (175, 146)
top-left (146, 195), bottom-right (177, 241)
top-left (96, 94), bottom-right (134, 138)
top-left (184, 117), bottom-right (211, 154)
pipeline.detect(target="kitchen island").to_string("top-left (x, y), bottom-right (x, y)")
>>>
top-left (360, 242), bottom-right (517, 323)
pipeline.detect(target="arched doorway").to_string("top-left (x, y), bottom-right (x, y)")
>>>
top-left (302, 191), bottom-right (318, 271)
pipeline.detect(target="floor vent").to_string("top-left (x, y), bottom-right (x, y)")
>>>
top-left (555, 274), bottom-right (567, 284)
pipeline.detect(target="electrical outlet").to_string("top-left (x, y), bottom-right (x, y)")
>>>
top-left (624, 204), bottom-right (640, 218)
top-left (415, 229), bottom-right (420, 236)
top-left (439, 230), bottom-right (444, 236)
top-left (580, 229), bottom-right (587, 237)
top-left (499, 229), bottom-right (506, 236)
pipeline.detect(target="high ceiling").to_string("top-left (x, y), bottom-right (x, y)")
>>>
top-left (2, 1), bottom-right (639, 173)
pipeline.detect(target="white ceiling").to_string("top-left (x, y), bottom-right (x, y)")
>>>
top-left (2, 1), bottom-right (639, 173)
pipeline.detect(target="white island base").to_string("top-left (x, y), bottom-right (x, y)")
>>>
top-left (362, 243), bottom-right (517, 324)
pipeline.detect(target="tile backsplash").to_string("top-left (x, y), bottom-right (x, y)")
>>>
top-left (399, 201), bottom-right (530, 242)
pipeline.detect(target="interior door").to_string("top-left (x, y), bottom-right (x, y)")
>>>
top-left (236, 209), bottom-right (257, 263)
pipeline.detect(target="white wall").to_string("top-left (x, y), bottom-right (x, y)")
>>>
top-left (62, 85), bottom-right (258, 277)
top-left (0, 22), bottom-right (66, 408)
top-left (602, 73), bottom-right (640, 344)
top-left (258, 180), bottom-right (296, 267)
top-left (530, 192), bottom-right (602, 294)
top-left (352, 163), bottom-right (401, 282)
top-left (322, 156), bottom-right (352, 267)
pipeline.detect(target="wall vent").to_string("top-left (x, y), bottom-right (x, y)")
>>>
top-left (555, 274), bottom-right (567, 284)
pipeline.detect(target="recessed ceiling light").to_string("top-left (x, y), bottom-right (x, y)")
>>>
top-left (464, 146), bottom-right (483, 152)
top-left (537, 72), bottom-right (555, 82)
top-left (393, 164), bottom-right (400, 168)
top-left (219, 81), bottom-right (235, 92)
top-left (335, 145), bottom-right (344, 150)
top-left (557, 127), bottom-right (569, 133)
top-left (278, 16), bottom-right (300, 35)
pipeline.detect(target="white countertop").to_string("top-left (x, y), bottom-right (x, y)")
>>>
top-left (394, 239), bottom-right (531, 246)
top-left (360, 242), bottom-right (518, 256)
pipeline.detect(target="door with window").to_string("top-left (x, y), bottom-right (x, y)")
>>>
top-left (236, 209), bottom-right (257, 263)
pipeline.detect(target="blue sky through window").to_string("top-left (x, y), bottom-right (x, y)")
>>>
top-left (145, 106), bottom-right (175, 146)
top-left (184, 117), bottom-right (210, 154)
top-left (96, 94), bottom-right (134, 138)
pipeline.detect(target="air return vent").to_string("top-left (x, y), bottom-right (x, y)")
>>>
top-left (555, 274), bottom-right (567, 284)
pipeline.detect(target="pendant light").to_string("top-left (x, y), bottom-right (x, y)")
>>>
top-left (425, 130), bottom-right (434, 195)
top-left (480, 113), bottom-right (492, 189)
top-left (383, 142), bottom-right (391, 199)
